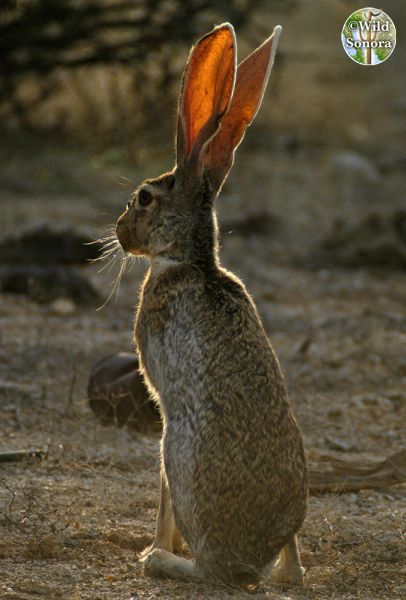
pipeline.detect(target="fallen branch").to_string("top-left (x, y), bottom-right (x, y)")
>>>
top-left (308, 448), bottom-right (406, 494)
top-left (1, 445), bottom-right (404, 495)
top-left (0, 449), bottom-right (47, 463)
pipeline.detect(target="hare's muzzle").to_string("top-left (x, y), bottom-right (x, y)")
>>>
top-left (116, 214), bottom-right (131, 252)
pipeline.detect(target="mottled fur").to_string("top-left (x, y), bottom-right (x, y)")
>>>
top-left (115, 22), bottom-right (308, 587)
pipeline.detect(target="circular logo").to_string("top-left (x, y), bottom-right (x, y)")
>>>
top-left (342, 7), bottom-right (396, 65)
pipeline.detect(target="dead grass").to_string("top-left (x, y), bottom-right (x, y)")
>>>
top-left (0, 134), bottom-right (405, 599)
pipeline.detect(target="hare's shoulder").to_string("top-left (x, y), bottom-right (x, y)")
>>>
top-left (136, 264), bottom-right (262, 357)
top-left (207, 266), bottom-right (253, 307)
top-left (142, 263), bottom-right (253, 315)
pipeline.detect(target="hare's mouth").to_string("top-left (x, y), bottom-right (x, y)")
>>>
top-left (115, 224), bottom-right (131, 252)
top-left (117, 238), bottom-right (130, 253)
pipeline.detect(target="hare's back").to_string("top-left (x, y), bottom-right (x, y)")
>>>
top-left (157, 268), bottom-right (307, 575)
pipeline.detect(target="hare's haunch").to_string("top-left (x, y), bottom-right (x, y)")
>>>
top-left (115, 22), bottom-right (307, 586)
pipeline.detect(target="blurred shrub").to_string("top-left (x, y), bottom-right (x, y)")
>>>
top-left (0, 0), bottom-right (266, 148)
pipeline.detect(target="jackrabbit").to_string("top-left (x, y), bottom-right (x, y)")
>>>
top-left (115, 22), bottom-right (307, 586)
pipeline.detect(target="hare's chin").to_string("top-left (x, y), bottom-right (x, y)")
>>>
top-left (127, 247), bottom-right (146, 258)
top-left (117, 238), bottom-right (138, 255)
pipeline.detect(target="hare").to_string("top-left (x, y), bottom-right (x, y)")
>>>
top-left (115, 23), bottom-right (307, 586)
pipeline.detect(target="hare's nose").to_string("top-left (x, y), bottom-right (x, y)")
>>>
top-left (116, 220), bottom-right (130, 251)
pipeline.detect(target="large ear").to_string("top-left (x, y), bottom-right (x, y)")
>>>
top-left (176, 23), bottom-right (236, 173)
top-left (205, 25), bottom-right (282, 189)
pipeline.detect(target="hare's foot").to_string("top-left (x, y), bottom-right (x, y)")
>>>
top-left (139, 530), bottom-right (183, 560)
top-left (141, 548), bottom-right (205, 583)
top-left (140, 473), bottom-right (183, 559)
top-left (271, 563), bottom-right (305, 586)
top-left (270, 536), bottom-right (305, 586)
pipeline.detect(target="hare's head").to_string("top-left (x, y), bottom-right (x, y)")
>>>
top-left (116, 23), bottom-right (281, 263)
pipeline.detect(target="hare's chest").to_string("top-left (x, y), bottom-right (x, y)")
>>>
top-left (139, 329), bottom-right (169, 393)
top-left (136, 302), bottom-right (203, 408)
top-left (134, 312), bottom-right (165, 393)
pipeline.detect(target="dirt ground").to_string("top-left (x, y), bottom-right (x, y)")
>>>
top-left (0, 134), bottom-right (405, 599)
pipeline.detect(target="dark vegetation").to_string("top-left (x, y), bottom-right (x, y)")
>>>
top-left (1, 0), bottom-right (263, 140)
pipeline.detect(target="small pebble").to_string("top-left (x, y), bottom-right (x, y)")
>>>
top-left (50, 297), bottom-right (76, 315)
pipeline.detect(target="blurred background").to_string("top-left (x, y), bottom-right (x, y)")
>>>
top-left (1, 0), bottom-right (405, 253)
top-left (0, 2), bottom-right (405, 597)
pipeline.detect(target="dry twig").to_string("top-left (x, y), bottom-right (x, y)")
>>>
top-left (308, 448), bottom-right (406, 494)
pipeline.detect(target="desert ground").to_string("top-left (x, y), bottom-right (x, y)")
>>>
top-left (0, 126), bottom-right (405, 600)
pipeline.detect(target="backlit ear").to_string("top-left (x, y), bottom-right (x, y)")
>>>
top-left (205, 25), bottom-right (282, 189)
top-left (176, 23), bottom-right (236, 173)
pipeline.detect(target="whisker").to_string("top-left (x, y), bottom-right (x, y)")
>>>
top-left (92, 252), bottom-right (116, 264)
top-left (97, 252), bottom-right (127, 311)
top-left (127, 256), bottom-right (137, 273)
top-left (97, 255), bottom-right (118, 274)
top-left (113, 176), bottom-right (133, 189)
top-left (93, 244), bottom-right (120, 260)
top-left (92, 228), bottom-right (129, 309)
top-left (114, 259), bottom-right (127, 302)
top-left (90, 236), bottom-right (121, 264)
top-left (92, 223), bottom-right (137, 309)
top-left (99, 240), bottom-right (121, 250)
top-left (86, 228), bottom-right (117, 245)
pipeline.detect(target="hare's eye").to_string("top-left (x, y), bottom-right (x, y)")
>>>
top-left (139, 188), bottom-right (153, 206)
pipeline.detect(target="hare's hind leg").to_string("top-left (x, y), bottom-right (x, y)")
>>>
top-left (142, 549), bottom-right (205, 583)
top-left (269, 536), bottom-right (305, 586)
top-left (140, 472), bottom-right (182, 558)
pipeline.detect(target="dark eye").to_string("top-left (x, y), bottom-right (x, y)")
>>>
top-left (138, 188), bottom-right (153, 206)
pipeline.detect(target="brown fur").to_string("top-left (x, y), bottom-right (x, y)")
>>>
top-left (115, 22), bottom-right (308, 586)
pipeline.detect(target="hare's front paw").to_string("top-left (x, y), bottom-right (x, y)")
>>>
top-left (271, 564), bottom-right (305, 586)
top-left (141, 548), bottom-right (167, 575)
top-left (141, 549), bottom-right (203, 582)
top-left (139, 543), bottom-right (154, 560)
